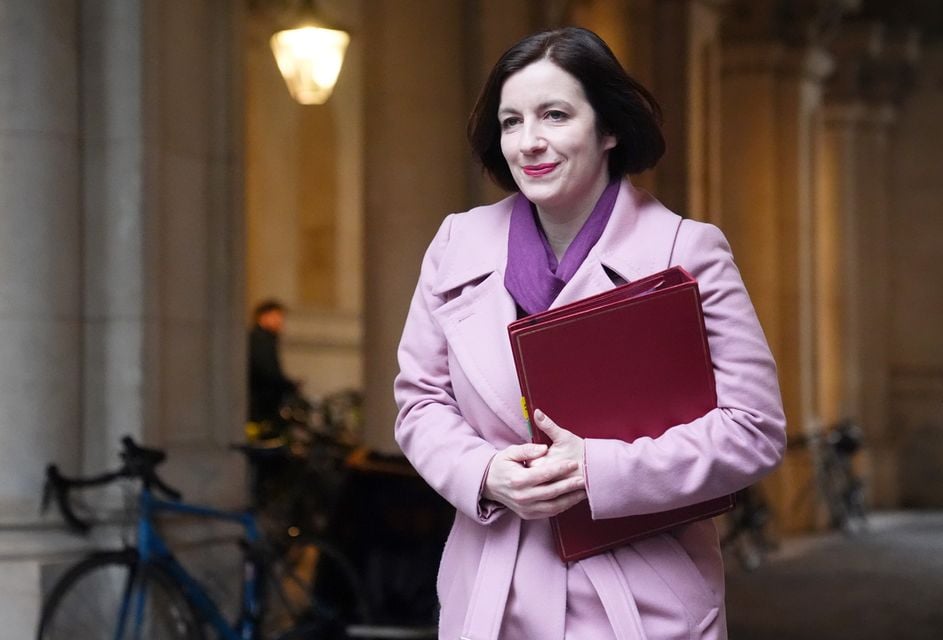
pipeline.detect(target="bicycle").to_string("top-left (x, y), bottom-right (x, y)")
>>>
top-left (720, 484), bottom-right (778, 571)
top-left (36, 435), bottom-right (374, 640)
top-left (788, 418), bottom-right (869, 535)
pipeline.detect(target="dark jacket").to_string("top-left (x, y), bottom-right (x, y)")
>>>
top-left (248, 325), bottom-right (296, 422)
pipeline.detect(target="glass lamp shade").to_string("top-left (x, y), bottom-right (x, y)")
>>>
top-left (270, 24), bottom-right (350, 105)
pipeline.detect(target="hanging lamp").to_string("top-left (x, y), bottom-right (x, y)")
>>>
top-left (270, 1), bottom-right (350, 105)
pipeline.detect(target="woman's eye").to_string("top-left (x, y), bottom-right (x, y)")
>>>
top-left (545, 110), bottom-right (568, 122)
top-left (500, 116), bottom-right (521, 130)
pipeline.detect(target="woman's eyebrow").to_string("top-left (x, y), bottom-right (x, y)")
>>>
top-left (499, 99), bottom-right (573, 116)
top-left (536, 99), bottom-right (573, 111)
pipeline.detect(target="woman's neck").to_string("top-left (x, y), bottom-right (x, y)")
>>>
top-left (540, 215), bottom-right (587, 262)
top-left (534, 174), bottom-right (611, 261)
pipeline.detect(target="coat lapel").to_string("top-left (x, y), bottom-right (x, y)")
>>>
top-left (431, 198), bottom-right (531, 442)
top-left (552, 180), bottom-right (684, 307)
top-left (433, 274), bottom-right (528, 442)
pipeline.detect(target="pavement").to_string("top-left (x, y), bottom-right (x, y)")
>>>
top-left (724, 510), bottom-right (943, 639)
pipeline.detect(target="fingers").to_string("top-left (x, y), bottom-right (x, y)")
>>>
top-left (533, 408), bottom-right (580, 447)
top-left (483, 425), bottom-right (588, 520)
top-left (493, 456), bottom-right (579, 499)
top-left (517, 488), bottom-right (588, 520)
top-left (520, 456), bottom-right (578, 484)
top-left (525, 472), bottom-right (585, 503)
top-left (483, 445), bottom-right (584, 513)
top-left (530, 409), bottom-right (585, 475)
top-left (504, 442), bottom-right (548, 464)
top-left (533, 408), bottom-right (565, 442)
top-left (494, 460), bottom-right (585, 518)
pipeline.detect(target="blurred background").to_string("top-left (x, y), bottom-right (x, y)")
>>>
top-left (1, 0), bottom-right (942, 636)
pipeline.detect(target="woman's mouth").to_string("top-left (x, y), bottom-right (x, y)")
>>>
top-left (522, 163), bottom-right (557, 177)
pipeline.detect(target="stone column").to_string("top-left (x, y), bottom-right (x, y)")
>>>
top-left (854, 102), bottom-right (896, 505)
top-left (819, 23), bottom-right (918, 506)
top-left (1, 1), bottom-right (244, 634)
top-left (0, 0), bottom-right (83, 522)
top-left (817, 102), bottom-right (864, 427)
top-left (817, 23), bottom-right (886, 428)
top-left (0, 0), bottom-right (83, 630)
top-left (720, 1), bottom-right (840, 532)
top-left (650, 0), bottom-right (727, 221)
top-left (361, 0), bottom-right (474, 453)
top-left (78, 0), bottom-right (152, 475)
top-left (861, 30), bottom-right (921, 507)
top-left (819, 22), bottom-right (913, 508)
top-left (78, 0), bottom-right (245, 504)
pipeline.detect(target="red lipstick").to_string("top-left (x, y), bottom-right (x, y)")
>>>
top-left (523, 163), bottom-right (557, 177)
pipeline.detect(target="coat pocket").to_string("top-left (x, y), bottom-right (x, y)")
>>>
top-left (617, 533), bottom-right (719, 631)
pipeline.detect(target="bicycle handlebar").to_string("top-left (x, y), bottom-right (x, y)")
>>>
top-left (42, 436), bottom-right (182, 534)
top-left (786, 418), bottom-right (863, 454)
top-left (118, 436), bottom-right (183, 501)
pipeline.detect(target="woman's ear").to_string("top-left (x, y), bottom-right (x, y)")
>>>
top-left (602, 132), bottom-right (617, 151)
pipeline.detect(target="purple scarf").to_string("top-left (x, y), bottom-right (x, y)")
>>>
top-left (505, 180), bottom-right (620, 315)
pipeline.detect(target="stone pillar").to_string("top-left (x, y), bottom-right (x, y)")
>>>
top-left (720, 1), bottom-right (839, 532)
top-left (0, 0), bottom-right (83, 522)
top-left (820, 23), bottom-right (929, 509)
top-left (1, 0), bottom-right (245, 634)
top-left (817, 23), bottom-right (886, 428)
top-left (78, 0), bottom-right (152, 475)
top-left (0, 0), bottom-right (83, 630)
top-left (650, 0), bottom-right (726, 221)
top-left (818, 21), bottom-right (907, 508)
top-left (854, 102), bottom-right (896, 505)
top-left (79, 0), bottom-right (245, 504)
top-left (361, 0), bottom-right (474, 453)
top-left (868, 31), bottom-right (927, 508)
top-left (817, 102), bottom-right (864, 427)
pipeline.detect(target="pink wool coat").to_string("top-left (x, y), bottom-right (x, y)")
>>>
top-left (394, 180), bottom-right (786, 640)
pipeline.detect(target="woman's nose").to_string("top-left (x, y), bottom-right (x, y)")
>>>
top-left (519, 121), bottom-right (546, 153)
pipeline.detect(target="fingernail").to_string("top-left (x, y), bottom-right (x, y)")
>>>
top-left (534, 409), bottom-right (545, 421)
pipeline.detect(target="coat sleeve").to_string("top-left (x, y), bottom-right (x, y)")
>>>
top-left (584, 220), bottom-right (787, 519)
top-left (393, 215), bottom-right (505, 523)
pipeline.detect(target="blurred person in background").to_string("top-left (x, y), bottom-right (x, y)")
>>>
top-left (248, 298), bottom-right (299, 437)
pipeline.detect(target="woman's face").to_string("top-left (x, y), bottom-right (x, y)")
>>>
top-left (498, 59), bottom-right (616, 221)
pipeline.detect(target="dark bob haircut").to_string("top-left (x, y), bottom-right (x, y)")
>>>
top-left (467, 27), bottom-right (665, 192)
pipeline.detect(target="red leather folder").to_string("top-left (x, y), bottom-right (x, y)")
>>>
top-left (507, 266), bottom-right (734, 562)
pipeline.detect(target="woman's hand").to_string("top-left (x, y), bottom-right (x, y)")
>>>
top-left (482, 410), bottom-right (586, 520)
top-left (530, 409), bottom-right (586, 476)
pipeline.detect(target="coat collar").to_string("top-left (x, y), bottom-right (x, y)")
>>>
top-left (431, 180), bottom-right (682, 298)
top-left (589, 180), bottom-right (683, 282)
top-left (431, 195), bottom-right (515, 296)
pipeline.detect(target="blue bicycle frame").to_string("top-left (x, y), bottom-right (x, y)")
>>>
top-left (120, 485), bottom-right (263, 640)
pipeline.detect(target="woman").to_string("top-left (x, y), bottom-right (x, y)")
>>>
top-left (394, 27), bottom-right (785, 640)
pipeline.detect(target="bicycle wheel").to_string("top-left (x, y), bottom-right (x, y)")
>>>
top-left (811, 449), bottom-right (841, 526)
top-left (835, 460), bottom-right (869, 534)
top-left (264, 536), bottom-right (370, 640)
top-left (38, 549), bottom-right (205, 640)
